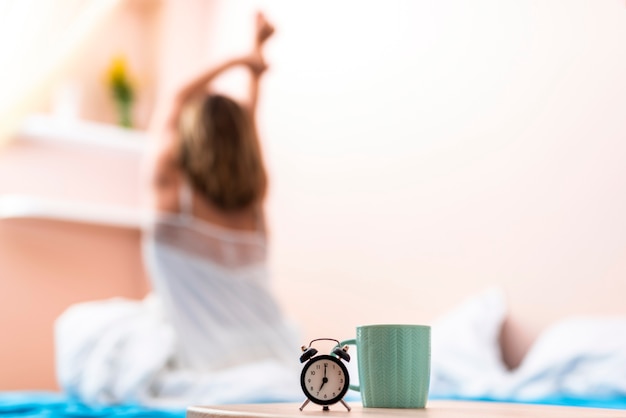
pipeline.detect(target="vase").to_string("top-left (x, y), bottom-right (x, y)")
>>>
top-left (115, 100), bottom-right (133, 128)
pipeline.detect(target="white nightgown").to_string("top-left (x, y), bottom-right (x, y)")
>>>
top-left (55, 185), bottom-right (301, 407)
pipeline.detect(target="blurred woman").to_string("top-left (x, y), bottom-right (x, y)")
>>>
top-left (56, 13), bottom-right (300, 407)
top-left (143, 10), bottom-right (297, 374)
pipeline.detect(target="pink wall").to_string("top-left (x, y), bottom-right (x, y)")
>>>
top-left (0, 219), bottom-right (147, 389)
top-left (199, 0), bottom-right (626, 365)
top-left (5, 1), bottom-right (626, 381)
top-left (41, 0), bottom-right (624, 365)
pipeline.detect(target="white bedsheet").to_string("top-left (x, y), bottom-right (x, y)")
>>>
top-left (57, 287), bottom-right (626, 406)
top-left (55, 295), bottom-right (303, 408)
top-left (430, 287), bottom-right (626, 401)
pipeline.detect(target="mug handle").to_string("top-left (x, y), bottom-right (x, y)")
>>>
top-left (338, 339), bottom-right (359, 392)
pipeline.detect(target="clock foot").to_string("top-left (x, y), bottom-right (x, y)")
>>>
top-left (340, 399), bottom-right (351, 411)
top-left (299, 399), bottom-right (310, 411)
top-left (323, 406), bottom-right (329, 411)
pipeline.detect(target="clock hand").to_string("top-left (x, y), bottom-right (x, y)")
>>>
top-left (319, 364), bottom-right (328, 391)
top-left (318, 377), bottom-right (328, 391)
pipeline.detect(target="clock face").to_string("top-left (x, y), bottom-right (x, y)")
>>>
top-left (300, 355), bottom-right (350, 405)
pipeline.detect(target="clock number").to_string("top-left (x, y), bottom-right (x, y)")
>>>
top-left (339, 379), bottom-right (343, 383)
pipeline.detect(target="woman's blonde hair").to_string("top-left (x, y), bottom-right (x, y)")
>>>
top-left (178, 94), bottom-right (267, 211)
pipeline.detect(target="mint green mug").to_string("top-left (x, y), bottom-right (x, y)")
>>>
top-left (339, 324), bottom-right (431, 408)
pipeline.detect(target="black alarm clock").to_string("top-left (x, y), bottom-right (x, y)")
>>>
top-left (299, 338), bottom-right (351, 412)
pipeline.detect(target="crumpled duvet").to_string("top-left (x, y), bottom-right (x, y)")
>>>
top-left (55, 295), bottom-right (303, 408)
top-left (58, 287), bottom-right (626, 407)
top-left (430, 287), bottom-right (626, 402)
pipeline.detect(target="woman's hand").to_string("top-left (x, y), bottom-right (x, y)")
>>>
top-left (246, 12), bottom-right (274, 121)
top-left (243, 51), bottom-right (268, 76)
top-left (255, 12), bottom-right (275, 46)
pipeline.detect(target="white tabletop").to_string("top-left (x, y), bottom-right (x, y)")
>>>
top-left (187, 400), bottom-right (625, 418)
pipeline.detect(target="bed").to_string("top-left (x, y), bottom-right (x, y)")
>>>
top-left (2, 207), bottom-right (626, 416)
top-left (2, 117), bottom-right (626, 416)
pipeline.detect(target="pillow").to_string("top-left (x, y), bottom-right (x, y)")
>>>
top-left (430, 287), bottom-right (509, 398)
top-left (504, 316), bottom-right (626, 400)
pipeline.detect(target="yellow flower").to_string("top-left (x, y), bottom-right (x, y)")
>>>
top-left (105, 55), bottom-right (134, 103)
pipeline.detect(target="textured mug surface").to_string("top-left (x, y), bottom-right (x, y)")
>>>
top-left (340, 324), bottom-right (430, 408)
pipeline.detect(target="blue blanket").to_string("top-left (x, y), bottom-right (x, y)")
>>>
top-left (430, 394), bottom-right (626, 410)
top-left (2, 392), bottom-right (626, 417)
top-left (0, 392), bottom-right (185, 418)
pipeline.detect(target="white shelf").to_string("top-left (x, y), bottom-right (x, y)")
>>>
top-left (16, 113), bottom-right (148, 152)
top-left (0, 195), bottom-right (148, 229)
